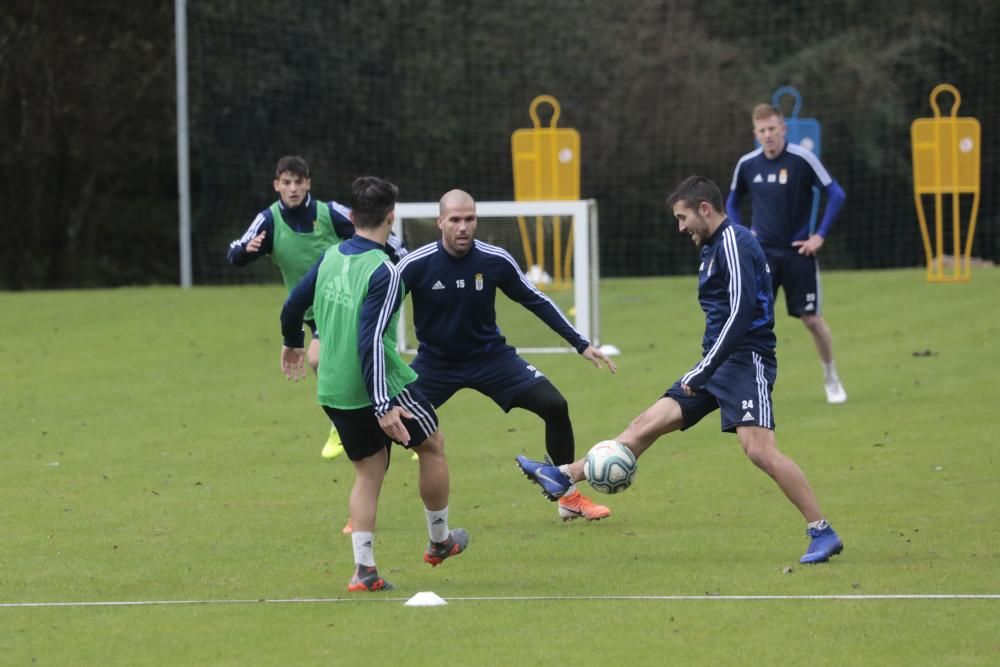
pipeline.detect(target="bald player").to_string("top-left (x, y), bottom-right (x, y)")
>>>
top-left (396, 190), bottom-right (618, 522)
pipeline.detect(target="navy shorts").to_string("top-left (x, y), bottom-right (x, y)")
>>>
top-left (322, 385), bottom-right (439, 461)
top-left (411, 346), bottom-right (547, 411)
top-left (665, 350), bottom-right (777, 433)
top-left (763, 245), bottom-right (822, 318)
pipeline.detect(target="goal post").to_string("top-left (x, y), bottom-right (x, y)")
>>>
top-left (392, 199), bottom-right (613, 355)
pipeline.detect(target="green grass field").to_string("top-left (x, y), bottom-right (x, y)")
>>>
top-left (1, 269), bottom-right (998, 665)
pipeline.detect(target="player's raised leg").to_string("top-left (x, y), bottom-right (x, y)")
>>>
top-left (516, 395), bottom-right (684, 498)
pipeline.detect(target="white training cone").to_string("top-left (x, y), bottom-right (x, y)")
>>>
top-left (404, 591), bottom-right (447, 607)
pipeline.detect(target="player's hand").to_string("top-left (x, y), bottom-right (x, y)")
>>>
top-left (246, 230), bottom-right (266, 254)
top-left (281, 346), bottom-right (306, 381)
top-left (792, 234), bottom-right (824, 256)
top-left (378, 405), bottom-right (415, 445)
top-left (681, 382), bottom-right (695, 396)
top-left (582, 345), bottom-right (617, 375)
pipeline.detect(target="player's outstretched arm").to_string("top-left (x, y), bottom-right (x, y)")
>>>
top-left (497, 253), bottom-right (590, 351)
top-left (582, 345), bottom-right (617, 374)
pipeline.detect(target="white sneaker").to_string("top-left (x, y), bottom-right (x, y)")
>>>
top-left (824, 380), bottom-right (847, 404)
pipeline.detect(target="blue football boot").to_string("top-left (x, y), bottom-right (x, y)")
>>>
top-left (799, 524), bottom-right (844, 564)
top-left (515, 455), bottom-right (572, 501)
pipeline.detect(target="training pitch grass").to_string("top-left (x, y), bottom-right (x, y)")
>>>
top-left (0, 269), bottom-right (997, 665)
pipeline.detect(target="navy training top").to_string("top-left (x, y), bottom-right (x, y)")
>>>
top-left (680, 219), bottom-right (777, 390)
top-left (396, 239), bottom-right (590, 360)
top-left (727, 143), bottom-right (845, 246)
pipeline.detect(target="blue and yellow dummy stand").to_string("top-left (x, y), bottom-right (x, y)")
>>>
top-left (511, 95), bottom-right (580, 287)
top-left (911, 84), bottom-right (981, 282)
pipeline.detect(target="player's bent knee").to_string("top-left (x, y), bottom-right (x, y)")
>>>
top-left (516, 381), bottom-right (569, 420)
top-left (737, 427), bottom-right (779, 468)
top-left (541, 396), bottom-right (569, 422)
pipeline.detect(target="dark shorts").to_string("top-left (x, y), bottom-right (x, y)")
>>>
top-left (322, 386), bottom-right (439, 461)
top-left (665, 350), bottom-right (777, 433)
top-left (410, 346), bottom-right (547, 411)
top-left (763, 245), bottom-right (822, 318)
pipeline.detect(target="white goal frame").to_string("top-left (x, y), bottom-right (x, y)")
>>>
top-left (392, 199), bottom-right (606, 355)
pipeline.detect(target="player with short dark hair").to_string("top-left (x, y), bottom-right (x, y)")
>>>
top-left (280, 176), bottom-right (468, 592)
top-left (727, 104), bottom-right (848, 404)
top-left (397, 189), bottom-right (618, 522)
top-left (227, 156), bottom-right (406, 460)
top-left (517, 176), bottom-right (843, 564)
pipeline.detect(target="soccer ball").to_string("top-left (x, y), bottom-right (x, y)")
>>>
top-left (584, 440), bottom-right (637, 494)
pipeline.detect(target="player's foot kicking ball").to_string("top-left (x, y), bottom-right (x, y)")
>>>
top-left (515, 455), bottom-right (571, 500)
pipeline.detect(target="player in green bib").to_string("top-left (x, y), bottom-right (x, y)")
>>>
top-left (227, 156), bottom-right (407, 462)
top-left (280, 177), bottom-right (469, 592)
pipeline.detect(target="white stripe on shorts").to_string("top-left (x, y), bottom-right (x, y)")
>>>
top-left (397, 387), bottom-right (437, 441)
top-left (752, 352), bottom-right (771, 427)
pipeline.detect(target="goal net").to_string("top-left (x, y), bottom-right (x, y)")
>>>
top-left (393, 200), bottom-right (614, 355)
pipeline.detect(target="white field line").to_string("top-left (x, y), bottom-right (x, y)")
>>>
top-left (2, 594), bottom-right (999, 609)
